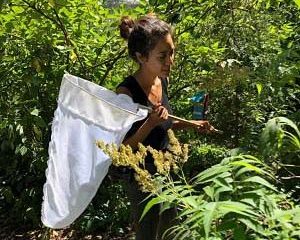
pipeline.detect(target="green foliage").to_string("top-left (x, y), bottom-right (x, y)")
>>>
top-left (260, 117), bottom-right (300, 156)
top-left (183, 142), bottom-right (228, 178)
top-left (0, 0), bottom-right (149, 232)
top-left (0, 0), bottom-right (299, 237)
top-left (74, 178), bottom-right (131, 235)
top-left (143, 121), bottom-right (300, 239)
top-left (260, 116), bottom-right (300, 200)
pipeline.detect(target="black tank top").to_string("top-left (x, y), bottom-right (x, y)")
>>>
top-left (117, 75), bottom-right (173, 150)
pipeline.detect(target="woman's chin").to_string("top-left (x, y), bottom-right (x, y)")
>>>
top-left (159, 72), bottom-right (170, 78)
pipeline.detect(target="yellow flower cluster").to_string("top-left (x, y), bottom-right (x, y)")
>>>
top-left (167, 129), bottom-right (189, 165)
top-left (96, 129), bottom-right (188, 193)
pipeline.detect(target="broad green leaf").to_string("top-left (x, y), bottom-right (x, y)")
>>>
top-left (240, 198), bottom-right (256, 208)
top-left (214, 185), bottom-right (234, 197)
top-left (294, 0), bottom-right (300, 8)
top-left (239, 217), bottom-right (264, 234)
top-left (140, 196), bottom-right (164, 221)
top-left (278, 117), bottom-right (300, 137)
top-left (213, 177), bottom-right (233, 188)
top-left (244, 176), bottom-right (277, 192)
top-left (193, 165), bottom-right (231, 184)
top-left (203, 186), bottom-right (215, 200)
top-left (181, 196), bottom-right (201, 208)
top-left (230, 161), bottom-right (263, 174)
top-left (203, 202), bottom-right (217, 238)
top-left (184, 211), bottom-right (204, 225)
top-left (218, 201), bottom-right (259, 218)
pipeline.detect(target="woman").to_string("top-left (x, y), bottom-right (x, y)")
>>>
top-left (117, 14), bottom-right (213, 240)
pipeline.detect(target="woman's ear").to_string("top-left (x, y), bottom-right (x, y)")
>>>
top-left (136, 52), bottom-right (146, 65)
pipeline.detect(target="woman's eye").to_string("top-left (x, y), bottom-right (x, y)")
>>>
top-left (159, 55), bottom-right (166, 61)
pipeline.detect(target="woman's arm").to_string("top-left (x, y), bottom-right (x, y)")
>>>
top-left (172, 119), bottom-right (214, 133)
top-left (117, 87), bottom-right (169, 150)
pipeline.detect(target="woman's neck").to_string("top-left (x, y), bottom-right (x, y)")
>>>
top-left (133, 69), bottom-right (159, 89)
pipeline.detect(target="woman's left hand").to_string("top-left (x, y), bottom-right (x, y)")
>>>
top-left (189, 120), bottom-right (216, 134)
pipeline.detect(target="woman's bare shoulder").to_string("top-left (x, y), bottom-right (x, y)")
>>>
top-left (116, 86), bottom-right (133, 97)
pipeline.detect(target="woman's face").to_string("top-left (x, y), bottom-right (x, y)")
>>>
top-left (139, 33), bottom-right (175, 79)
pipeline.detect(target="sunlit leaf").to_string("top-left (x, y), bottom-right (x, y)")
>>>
top-left (256, 83), bottom-right (263, 95)
top-left (243, 176), bottom-right (277, 192)
top-left (203, 202), bottom-right (217, 238)
top-left (294, 0), bottom-right (300, 8)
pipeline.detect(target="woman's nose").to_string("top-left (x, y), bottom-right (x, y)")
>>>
top-left (166, 54), bottom-right (174, 66)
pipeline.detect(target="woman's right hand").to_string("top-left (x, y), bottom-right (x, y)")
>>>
top-left (147, 103), bottom-right (169, 127)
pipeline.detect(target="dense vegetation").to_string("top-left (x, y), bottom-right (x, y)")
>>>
top-left (0, 0), bottom-right (299, 239)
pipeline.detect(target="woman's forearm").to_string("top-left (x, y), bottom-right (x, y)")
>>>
top-left (172, 120), bottom-right (195, 130)
top-left (123, 118), bottom-right (155, 150)
top-left (172, 119), bottom-right (211, 132)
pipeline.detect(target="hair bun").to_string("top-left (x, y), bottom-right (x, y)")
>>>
top-left (119, 16), bottom-right (135, 40)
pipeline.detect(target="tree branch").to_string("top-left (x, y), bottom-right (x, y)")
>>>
top-left (280, 164), bottom-right (300, 168)
top-left (99, 48), bottom-right (127, 85)
top-left (21, 0), bottom-right (58, 25)
top-left (22, 0), bottom-right (86, 74)
top-left (52, 8), bottom-right (86, 74)
top-left (169, 80), bottom-right (204, 100)
top-left (178, 4), bottom-right (216, 36)
top-left (281, 176), bottom-right (300, 180)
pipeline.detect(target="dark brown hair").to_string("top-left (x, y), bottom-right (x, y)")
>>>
top-left (119, 14), bottom-right (173, 61)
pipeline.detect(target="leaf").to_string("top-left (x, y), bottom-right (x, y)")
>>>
top-left (278, 117), bottom-right (300, 137)
top-left (49, 0), bottom-right (55, 8)
top-left (203, 202), bottom-right (217, 238)
top-left (243, 176), bottom-right (277, 192)
top-left (33, 125), bottom-right (42, 140)
top-left (149, 0), bottom-right (157, 5)
top-left (193, 165), bottom-right (231, 184)
top-left (184, 210), bottom-right (204, 226)
top-left (181, 196), bottom-right (201, 208)
top-left (1, 187), bottom-right (14, 203)
top-left (158, 0), bottom-right (169, 4)
top-left (284, 131), bottom-right (300, 149)
top-left (34, 116), bottom-right (47, 128)
top-left (31, 58), bottom-right (41, 72)
top-left (240, 198), bottom-right (256, 208)
top-left (231, 161), bottom-right (262, 174)
top-left (69, 50), bottom-right (77, 63)
top-left (239, 217), bottom-right (262, 233)
top-left (30, 109), bottom-right (39, 116)
top-left (256, 83), bottom-right (263, 95)
top-left (12, 6), bottom-right (24, 14)
top-left (218, 201), bottom-right (259, 218)
top-left (213, 176), bottom-right (233, 188)
top-left (294, 0), bottom-right (300, 8)
top-left (140, 197), bottom-right (164, 221)
top-left (160, 201), bottom-right (172, 214)
top-left (214, 185), bottom-right (234, 197)
top-left (19, 145), bottom-right (28, 156)
top-left (203, 186), bottom-right (215, 200)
